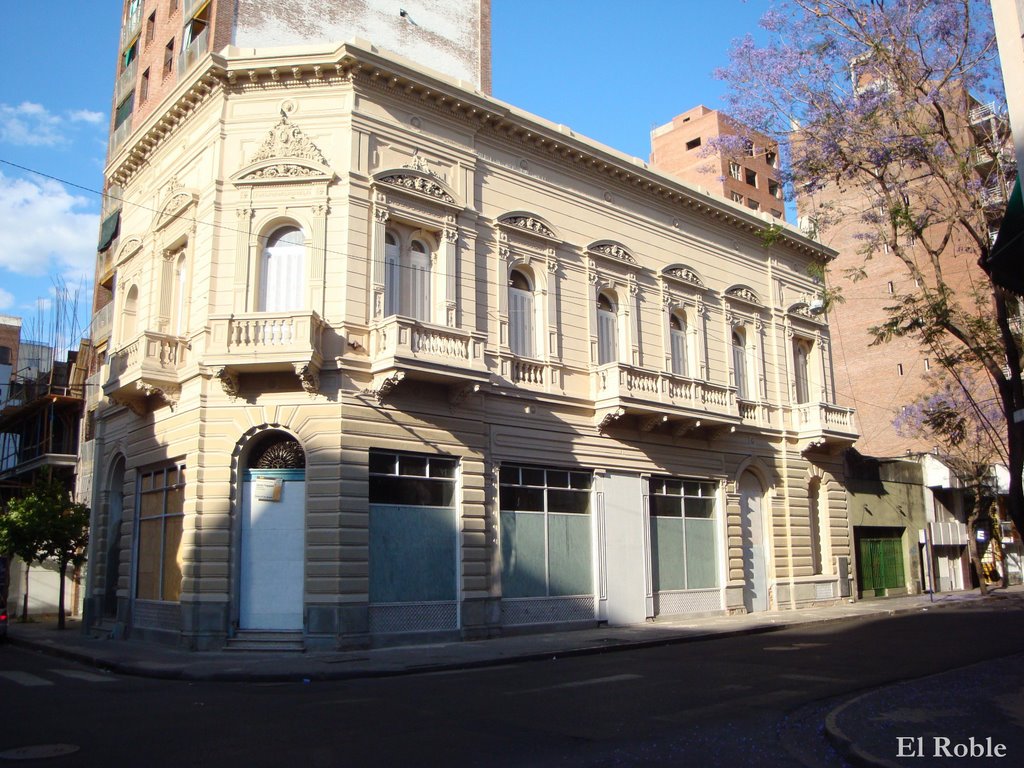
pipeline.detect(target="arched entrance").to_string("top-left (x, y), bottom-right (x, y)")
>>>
top-left (738, 471), bottom-right (768, 612)
top-left (239, 433), bottom-right (306, 630)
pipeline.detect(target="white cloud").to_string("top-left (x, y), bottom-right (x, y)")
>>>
top-left (0, 102), bottom-right (65, 146)
top-left (0, 171), bottom-right (98, 277)
top-left (69, 109), bottom-right (104, 125)
top-left (0, 288), bottom-right (13, 310)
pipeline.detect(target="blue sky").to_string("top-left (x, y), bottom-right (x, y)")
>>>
top-left (0, 0), bottom-right (769, 344)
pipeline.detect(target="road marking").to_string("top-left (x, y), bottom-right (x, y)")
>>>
top-left (507, 673), bottom-right (642, 695)
top-left (0, 671), bottom-right (55, 687)
top-left (50, 669), bottom-right (116, 683)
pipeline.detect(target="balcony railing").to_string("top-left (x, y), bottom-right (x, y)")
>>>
top-left (207, 311), bottom-right (325, 367)
top-left (789, 401), bottom-right (858, 446)
top-left (969, 102), bottom-right (996, 125)
top-left (105, 331), bottom-right (189, 407)
top-left (120, 2), bottom-right (143, 50)
top-left (109, 115), bottom-right (134, 154)
top-left (114, 58), bottom-right (138, 105)
top-left (178, 26), bottom-right (210, 75)
top-left (592, 363), bottom-right (737, 420)
top-left (981, 182), bottom-right (1007, 208)
top-left (90, 302), bottom-right (114, 344)
top-left (369, 317), bottom-right (488, 384)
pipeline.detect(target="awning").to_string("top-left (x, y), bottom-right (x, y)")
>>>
top-left (982, 176), bottom-right (1024, 295)
top-left (97, 209), bottom-right (120, 253)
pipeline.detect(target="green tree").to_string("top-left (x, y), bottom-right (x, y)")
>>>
top-left (1, 475), bottom-right (90, 629)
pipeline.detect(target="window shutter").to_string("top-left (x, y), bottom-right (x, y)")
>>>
top-left (598, 310), bottom-right (617, 364)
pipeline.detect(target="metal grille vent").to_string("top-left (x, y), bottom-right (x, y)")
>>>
top-left (501, 596), bottom-right (595, 626)
top-left (653, 589), bottom-right (722, 616)
top-left (368, 601), bottom-right (458, 634)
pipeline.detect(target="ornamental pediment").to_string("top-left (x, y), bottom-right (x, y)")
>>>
top-left (232, 114), bottom-right (334, 185)
top-left (788, 301), bottom-right (825, 323)
top-left (587, 240), bottom-right (636, 265)
top-left (374, 167), bottom-right (458, 206)
top-left (115, 236), bottom-right (144, 267)
top-left (662, 264), bottom-right (705, 288)
top-left (155, 181), bottom-right (198, 231)
top-left (725, 285), bottom-right (763, 305)
top-left (496, 212), bottom-right (558, 241)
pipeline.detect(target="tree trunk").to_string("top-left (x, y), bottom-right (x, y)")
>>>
top-left (20, 562), bottom-right (29, 621)
top-left (57, 560), bottom-right (67, 630)
top-left (967, 495), bottom-right (988, 597)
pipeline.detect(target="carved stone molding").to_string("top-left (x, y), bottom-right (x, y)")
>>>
top-left (377, 173), bottom-right (455, 203)
top-left (597, 407), bottom-right (627, 432)
top-left (251, 114), bottom-right (328, 165)
top-left (233, 113), bottom-right (333, 185)
top-left (498, 214), bottom-right (556, 239)
top-left (365, 371), bottom-right (406, 404)
top-left (663, 265), bottom-right (705, 288)
top-left (725, 285), bottom-right (762, 305)
top-left (374, 206), bottom-right (390, 223)
top-left (294, 364), bottom-right (320, 395)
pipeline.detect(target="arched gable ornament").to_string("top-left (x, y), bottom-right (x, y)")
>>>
top-left (496, 212), bottom-right (558, 240)
top-left (115, 236), bottom-right (144, 267)
top-left (232, 113), bottom-right (334, 185)
top-left (787, 301), bottom-right (822, 321)
top-left (376, 169), bottom-right (456, 204)
top-left (662, 264), bottom-right (705, 288)
top-left (155, 178), bottom-right (198, 231)
top-left (587, 240), bottom-right (637, 265)
top-left (725, 285), bottom-right (763, 306)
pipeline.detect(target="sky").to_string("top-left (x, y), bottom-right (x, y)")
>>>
top-left (0, 0), bottom-right (770, 347)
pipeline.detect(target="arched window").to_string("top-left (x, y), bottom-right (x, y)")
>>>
top-left (122, 285), bottom-right (139, 341)
top-left (508, 269), bottom-right (535, 358)
top-left (384, 230), bottom-right (401, 317)
top-left (597, 292), bottom-right (618, 365)
top-left (732, 330), bottom-right (748, 399)
top-left (670, 312), bottom-right (688, 376)
top-left (407, 239), bottom-right (431, 321)
top-left (794, 338), bottom-right (812, 403)
top-left (260, 226), bottom-right (304, 312)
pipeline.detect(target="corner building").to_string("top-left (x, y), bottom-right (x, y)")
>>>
top-left (85, 2), bottom-right (859, 649)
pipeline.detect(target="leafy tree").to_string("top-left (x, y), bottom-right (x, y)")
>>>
top-left (715, 0), bottom-right (1023, 536)
top-left (1, 475), bottom-right (89, 629)
top-left (894, 376), bottom-right (1006, 593)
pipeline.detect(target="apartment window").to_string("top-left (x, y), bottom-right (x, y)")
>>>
top-left (897, 363), bottom-right (904, 376)
top-left (145, 11), bottom-right (156, 44)
top-left (730, 191), bottom-right (743, 203)
top-left (771, 209), bottom-right (783, 219)
top-left (122, 284), bottom-right (139, 341)
top-left (670, 312), bottom-right (688, 376)
top-left (597, 292), bottom-right (618, 365)
top-left (0, 346), bottom-right (11, 365)
top-left (745, 168), bottom-right (758, 187)
top-left (135, 464), bottom-right (186, 602)
top-left (729, 161), bottom-right (742, 181)
top-left (122, 39), bottom-right (139, 72)
top-left (648, 478), bottom-right (718, 591)
top-left (732, 330), bottom-right (749, 399)
top-left (765, 149), bottom-right (778, 168)
top-left (499, 465), bottom-right (593, 599)
top-left (508, 269), bottom-right (536, 358)
top-left (383, 228), bottom-right (433, 322)
top-left (183, 1), bottom-right (211, 49)
top-left (163, 38), bottom-right (175, 76)
top-left (793, 338), bottom-right (812, 404)
top-left (259, 226), bottom-right (305, 312)
top-left (768, 179), bottom-right (781, 199)
top-left (114, 92), bottom-right (134, 129)
top-left (887, 281), bottom-right (894, 294)
top-left (747, 199), bottom-right (760, 211)
top-left (140, 67), bottom-right (150, 101)
top-left (686, 138), bottom-right (702, 151)
top-left (923, 358), bottom-right (931, 371)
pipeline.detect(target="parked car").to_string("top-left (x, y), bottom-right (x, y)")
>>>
top-left (0, 596), bottom-right (7, 640)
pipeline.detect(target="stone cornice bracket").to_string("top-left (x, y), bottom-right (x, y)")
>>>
top-left (108, 393), bottom-right (147, 417)
top-left (294, 364), bottom-right (320, 396)
top-left (449, 382), bottom-right (481, 406)
top-left (215, 367), bottom-right (240, 400)
top-left (365, 371), bottom-right (406, 404)
top-left (674, 419), bottom-right (702, 438)
top-left (596, 407), bottom-right (627, 433)
top-left (640, 414), bottom-right (668, 432)
top-left (137, 381), bottom-right (179, 409)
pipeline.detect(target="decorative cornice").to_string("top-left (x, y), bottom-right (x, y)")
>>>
top-left (497, 213), bottom-right (557, 239)
top-left (250, 114), bottom-right (327, 165)
top-left (376, 172), bottom-right (455, 204)
top-left (114, 236), bottom-right (144, 267)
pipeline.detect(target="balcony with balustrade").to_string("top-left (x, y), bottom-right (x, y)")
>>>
top-left (104, 331), bottom-right (189, 411)
top-left (367, 317), bottom-right (489, 399)
top-left (591, 363), bottom-right (740, 434)
top-left (787, 401), bottom-right (858, 451)
top-left (205, 311), bottom-right (326, 395)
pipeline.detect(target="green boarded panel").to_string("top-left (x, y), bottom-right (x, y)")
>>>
top-left (500, 511), bottom-right (547, 598)
top-left (651, 517), bottom-right (685, 591)
top-left (548, 513), bottom-right (593, 596)
top-left (369, 505), bottom-right (456, 603)
top-left (684, 518), bottom-right (718, 589)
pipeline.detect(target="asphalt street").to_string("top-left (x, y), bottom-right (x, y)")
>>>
top-left (2, 597), bottom-right (1023, 767)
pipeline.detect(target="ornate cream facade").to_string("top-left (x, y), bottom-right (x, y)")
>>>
top-left (83, 38), bottom-right (858, 649)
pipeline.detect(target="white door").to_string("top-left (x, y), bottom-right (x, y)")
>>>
top-left (739, 472), bottom-right (768, 612)
top-left (240, 473), bottom-right (305, 629)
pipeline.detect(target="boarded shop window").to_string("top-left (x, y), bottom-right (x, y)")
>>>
top-left (135, 463), bottom-right (186, 602)
top-left (649, 478), bottom-right (718, 591)
top-left (499, 465), bottom-right (593, 599)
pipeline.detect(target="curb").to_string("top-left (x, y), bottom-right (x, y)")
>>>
top-left (4, 596), bottom-right (974, 684)
top-left (825, 692), bottom-right (904, 768)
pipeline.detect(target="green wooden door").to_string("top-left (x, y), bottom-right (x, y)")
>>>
top-left (856, 528), bottom-right (905, 597)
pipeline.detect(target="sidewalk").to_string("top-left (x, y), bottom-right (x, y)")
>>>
top-left (6, 588), bottom-right (1024, 767)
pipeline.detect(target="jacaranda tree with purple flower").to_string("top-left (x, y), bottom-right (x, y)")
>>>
top-left (716, 0), bottom-right (1023, 537)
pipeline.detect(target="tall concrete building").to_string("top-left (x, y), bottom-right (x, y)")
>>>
top-left (650, 106), bottom-right (786, 221)
top-left (83, 1), bottom-right (862, 650)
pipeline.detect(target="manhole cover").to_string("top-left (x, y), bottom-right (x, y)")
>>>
top-left (0, 744), bottom-right (80, 760)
